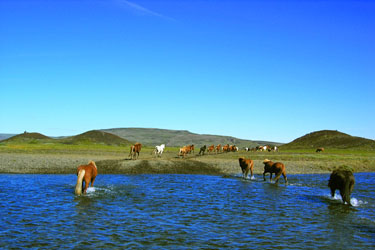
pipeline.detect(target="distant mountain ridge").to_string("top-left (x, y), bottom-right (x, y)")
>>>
top-left (1, 130), bottom-right (131, 146)
top-left (102, 128), bottom-right (281, 147)
top-left (0, 134), bottom-right (17, 141)
top-left (281, 130), bottom-right (375, 150)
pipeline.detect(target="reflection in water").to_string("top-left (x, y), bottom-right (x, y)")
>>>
top-left (0, 173), bottom-right (374, 249)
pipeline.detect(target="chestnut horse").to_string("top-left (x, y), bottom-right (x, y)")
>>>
top-left (129, 142), bottom-right (142, 160)
top-left (179, 146), bottom-right (190, 158)
top-left (239, 157), bottom-right (254, 179)
top-left (216, 144), bottom-right (221, 153)
top-left (207, 145), bottom-right (215, 154)
top-left (75, 160), bottom-right (98, 195)
top-left (263, 159), bottom-right (288, 184)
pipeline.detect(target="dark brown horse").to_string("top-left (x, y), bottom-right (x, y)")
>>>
top-left (328, 169), bottom-right (355, 205)
top-left (316, 147), bottom-right (324, 153)
top-left (75, 160), bottom-right (98, 195)
top-left (239, 157), bottom-right (254, 179)
top-left (129, 142), bottom-right (142, 160)
top-left (199, 145), bottom-right (206, 155)
top-left (263, 159), bottom-right (288, 184)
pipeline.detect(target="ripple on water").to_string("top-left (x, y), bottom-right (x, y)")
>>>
top-left (0, 173), bottom-right (374, 249)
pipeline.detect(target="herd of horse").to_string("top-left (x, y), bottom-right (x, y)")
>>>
top-left (74, 158), bottom-right (355, 206)
top-left (75, 142), bottom-right (353, 206)
top-left (125, 142), bottom-right (324, 160)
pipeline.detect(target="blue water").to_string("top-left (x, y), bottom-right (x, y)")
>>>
top-left (0, 173), bottom-right (374, 249)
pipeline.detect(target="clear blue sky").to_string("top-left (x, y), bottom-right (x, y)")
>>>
top-left (1, 0), bottom-right (374, 143)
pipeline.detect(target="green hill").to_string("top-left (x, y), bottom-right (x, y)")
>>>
top-left (281, 130), bottom-right (375, 150)
top-left (62, 130), bottom-right (132, 146)
top-left (2, 132), bottom-right (51, 142)
top-left (102, 127), bottom-right (282, 148)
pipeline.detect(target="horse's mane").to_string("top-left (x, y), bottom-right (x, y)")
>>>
top-left (263, 159), bottom-right (271, 164)
top-left (88, 160), bottom-right (97, 169)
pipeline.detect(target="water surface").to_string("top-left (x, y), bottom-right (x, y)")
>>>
top-left (0, 173), bottom-right (374, 249)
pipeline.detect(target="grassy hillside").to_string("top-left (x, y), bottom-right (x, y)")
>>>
top-left (61, 130), bottom-right (132, 146)
top-left (2, 132), bottom-right (52, 142)
top-left (1, 129), bottom-right (375, 174)
top-left (0, 130), bottom-right (132, 154)
top-left (102, 127), bottom-right (282, 148)
top-left (281, 130), bottom-right (375, 150)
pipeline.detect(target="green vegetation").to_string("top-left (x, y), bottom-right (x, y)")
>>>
top-left (0, 129), bottom-right (374, 174)
top-left (281, 130), bottom-right (375, 150)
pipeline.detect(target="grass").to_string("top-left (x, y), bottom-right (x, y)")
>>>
top-left (0, 140), bottom-right (374, 174)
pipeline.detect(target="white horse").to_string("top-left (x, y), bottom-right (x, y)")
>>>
top-left (153, 144), bottom-right (165, 157)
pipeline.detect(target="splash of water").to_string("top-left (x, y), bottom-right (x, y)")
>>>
top-left (325, 193), bottom-right (367, 207)
top-left (350, 197), bottom-right (367, 207)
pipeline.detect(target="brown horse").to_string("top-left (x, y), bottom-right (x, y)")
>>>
top-left (328, 169), bottom-right (355, 205)
top-left (190, 144), bottom-right (195, 154)
top-left (316, 147), bottom-right (324, 153)
top-left (75, 160), bottom-right (98, 195)
top-left (216, 144), bottom-right (221, 153)
top-left (198, 145), bottom-right (206, 155)
top-left (222, 144), bottom-right (230, 152)
top-left (129, 142), bottom-right (142, 159)
top-left (207, 145), bottom-right (215, 154)
top-left (263, 159), bottom-right (288, 184)
top-left (239, 157), bottom-right (254, 179)
top-left (179, 146), bottom-right (190, 158)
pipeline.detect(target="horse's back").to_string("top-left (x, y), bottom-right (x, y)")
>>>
top-left (77, 164), bottom-right (97, 178)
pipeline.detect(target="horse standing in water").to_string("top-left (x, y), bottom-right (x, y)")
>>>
top-left (263, 159), bottom-right (288, 184)
top-left (328, 169), bottom-right (355, 205)
top-left (129, 142), bottom-right (142, 160)
top-left (239, 157), bottom-right (254, 179)
top-left (75, 160), bottom-right (98, 195)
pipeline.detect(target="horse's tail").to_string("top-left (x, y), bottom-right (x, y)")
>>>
top-left (75, 169), bottom-right (85, 195)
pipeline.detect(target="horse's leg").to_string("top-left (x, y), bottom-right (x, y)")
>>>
top-left (91, 176), bottom-right (96, 187)
top-left (250, 167), bottom-right (253, 179)
top-left (270, 173), bottom-right (273, 181)
top-left (83, 177), bottom-right (90, 194)
top-left (282, 173), bottom-right (288, 184)
top-left (274, 172), bottom-right (282, 183)
top-left (263, 172), bottom-right (266, 181)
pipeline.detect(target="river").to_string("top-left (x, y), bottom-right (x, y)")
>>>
top-left (0, 173), bottom-right (374, 249)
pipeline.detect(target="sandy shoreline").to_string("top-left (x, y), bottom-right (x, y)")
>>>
top-left (0, 152), bottom-right (358, 175)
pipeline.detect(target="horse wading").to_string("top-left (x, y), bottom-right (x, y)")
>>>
top-left (75, 160), bottom-right (98, 195)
